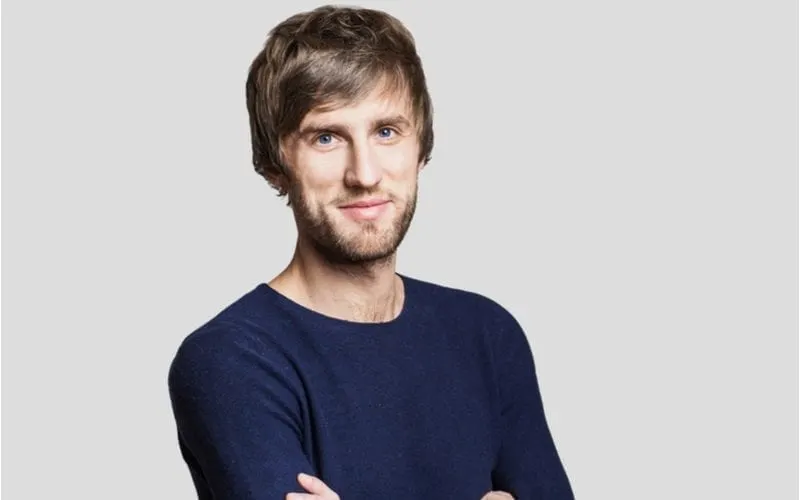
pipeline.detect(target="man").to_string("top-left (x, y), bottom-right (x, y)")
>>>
top-left (167, 5), bottom-right (574, 500)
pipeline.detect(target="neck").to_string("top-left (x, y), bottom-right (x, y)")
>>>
top-left (268, 239), bottom-right (404, 323)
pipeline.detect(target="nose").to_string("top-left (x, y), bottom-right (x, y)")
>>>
top-left (344, 139), bottom-right (382, 189)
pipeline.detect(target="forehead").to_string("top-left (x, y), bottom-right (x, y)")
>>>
top-left (300, 83), bottom-right (414, 128)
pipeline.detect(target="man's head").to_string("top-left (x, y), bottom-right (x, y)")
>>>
top-left (245, 5), bottom-right (434, 265)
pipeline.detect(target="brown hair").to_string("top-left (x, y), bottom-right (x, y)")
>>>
top-left (245, 5), bottom-right (434, 196)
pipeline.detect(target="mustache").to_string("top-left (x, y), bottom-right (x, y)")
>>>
top-left (333, 190), bottom-right (396, 205)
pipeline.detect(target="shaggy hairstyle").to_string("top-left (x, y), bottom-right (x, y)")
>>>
top-left (245, 5), bottom-right (434, 197)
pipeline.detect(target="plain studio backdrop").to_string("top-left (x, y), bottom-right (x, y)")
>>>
top-left (2, 0), bottom-right (797, 498)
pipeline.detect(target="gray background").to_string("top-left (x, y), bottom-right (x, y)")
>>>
top-left (3, 0), bottom-right (797, 498)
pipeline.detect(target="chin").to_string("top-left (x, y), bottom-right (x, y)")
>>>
top-left (326, 229), bottom-right (402, 264)
top-left (344, 232), bottom-right (399, 254)
top-left (303, 204), bottom-right (414, 264)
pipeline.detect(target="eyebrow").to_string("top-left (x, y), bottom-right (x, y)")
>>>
top-left (297, 114), bottom-right (413, 137)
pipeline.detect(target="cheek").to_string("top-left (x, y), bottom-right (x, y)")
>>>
top-left (294, 150), bottom-right (347, 196)
top-left (378, 143), bottom-right (420, 179)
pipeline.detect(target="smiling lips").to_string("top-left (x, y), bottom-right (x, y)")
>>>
top-left (339, 198), bottom-right (391, 221)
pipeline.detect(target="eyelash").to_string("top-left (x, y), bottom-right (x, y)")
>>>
top-left (314, 127), bottom-right (399, 145)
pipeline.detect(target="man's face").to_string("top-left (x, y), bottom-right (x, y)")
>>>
top-left (282, 83), bottom-right (423, 265)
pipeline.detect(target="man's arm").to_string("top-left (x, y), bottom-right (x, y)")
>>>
top-left (167, 322), bottom-right (314, 500)
top-left (488, 305), bottom-right (575, 499)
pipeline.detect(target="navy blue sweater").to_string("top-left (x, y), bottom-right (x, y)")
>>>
top-left (168, 274), bottom-right (573, 499)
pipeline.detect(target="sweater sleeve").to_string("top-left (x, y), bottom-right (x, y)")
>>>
top-left (167, 321), bottom-right (315, 499)
top-left (488, 305), bottom-right (575, 500)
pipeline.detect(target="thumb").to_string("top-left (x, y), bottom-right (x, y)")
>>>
top-left (297, 473), bottom-right (339, 499)
top-left (481, 492), bottom-right (515, 500)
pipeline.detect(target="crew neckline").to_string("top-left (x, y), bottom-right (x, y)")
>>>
top-left (253, 273), bottom-right (414, 330)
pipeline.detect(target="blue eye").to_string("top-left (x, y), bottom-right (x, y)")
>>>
top-left (378, 127), bottom-right (394, 138)
top-left (316, 134), bottom-right (333, 145)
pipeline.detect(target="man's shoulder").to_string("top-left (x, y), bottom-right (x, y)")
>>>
top-left (168, 283), bottom-right (290, 376)
top-left (402, 274), bottom-right (515, 322)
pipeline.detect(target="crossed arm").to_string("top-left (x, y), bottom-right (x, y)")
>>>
top-left (287, 473), bottom-right (516, 500)
top-left (168, 312), bottom-right (572, 499)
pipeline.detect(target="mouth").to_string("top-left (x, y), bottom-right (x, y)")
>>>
top-left (339, 198), bottom-right (390, 209)
top-left (338, 198), bottom-right (391, 221)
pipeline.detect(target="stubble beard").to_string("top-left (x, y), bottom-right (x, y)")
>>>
top-left (290, 184), bottom-right (418, 266)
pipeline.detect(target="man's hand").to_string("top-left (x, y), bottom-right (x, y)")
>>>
top-left (286, 473), bottom-right (340, 500)
top-left (285, 473), bottom-right (514, 500)
top-left (481, 491), bottom-right (515, 500)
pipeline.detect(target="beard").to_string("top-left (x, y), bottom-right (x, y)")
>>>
top-left (289, 183), bottom-right (418, 266)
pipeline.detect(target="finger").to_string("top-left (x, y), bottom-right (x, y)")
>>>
top-left (481, 492), bottom-right (515, 500)
top-left (297, 473), bottom-right (339, 499)
top-left (286, 494), bottom-right (323, 500)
